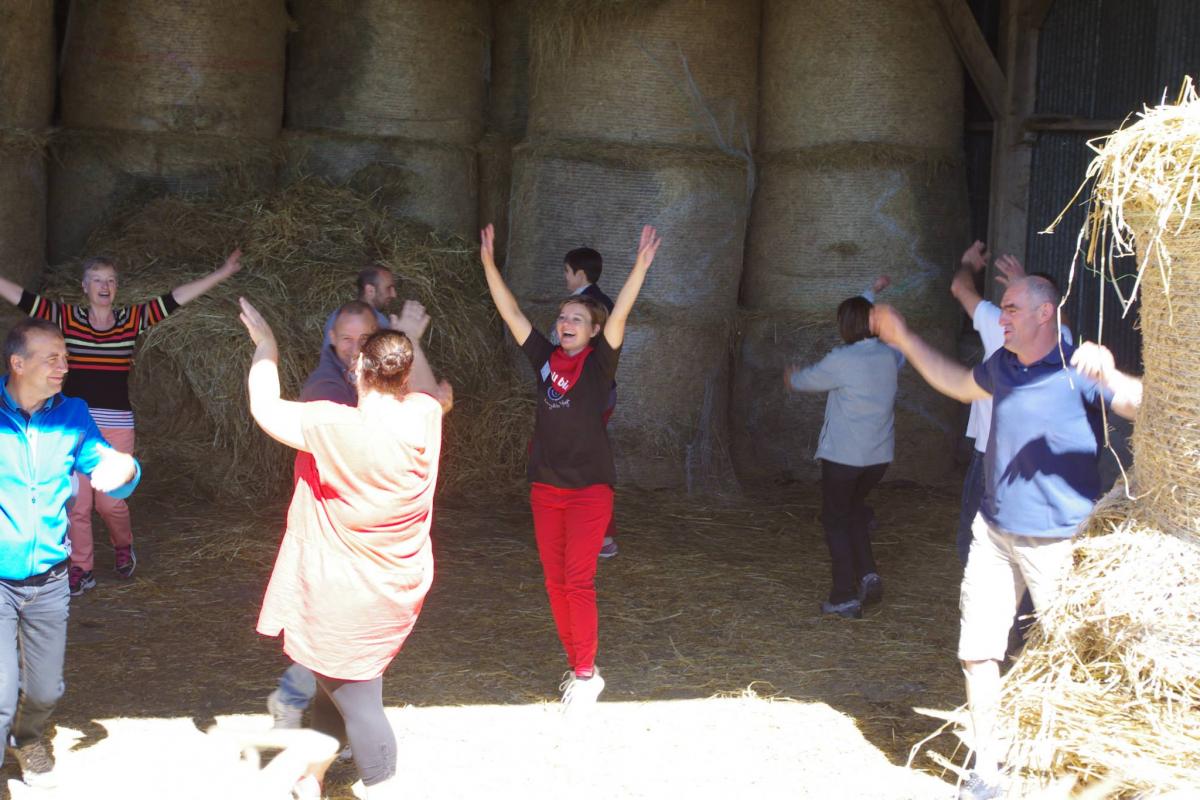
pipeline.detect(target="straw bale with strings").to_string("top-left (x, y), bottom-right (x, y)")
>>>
top-left (528, 0), bottom-right (759, 152)
top-left (0, 0), bottom-right (55, 130)
top-left (916, 81), bottom-right (1200, 797)
top-left (0, 130), bottom-right (48, 336)
top-left (47, 129), bottom-right (278, 263)
top-left (758, 0), bottom-right (961, 153)
top-left (59, 0), bottom-right (288, 137)
top-left (37, 179), bottom-right (530, 501)
top-left (280, 130), bottom-right (479, 238)
top-left (286, 0), bottom-right (489, 144)
top-left (506, 139), bottom-right (751, 313)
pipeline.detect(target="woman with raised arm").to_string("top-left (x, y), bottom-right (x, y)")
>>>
top-left (0, 252), bottom-right (241, 595)
top-left (238, 297), bottom-right (451, 800)
top-left (478, 222), bottom-right (661, 709)
top-left (784, 283), bottom-right (904, 621)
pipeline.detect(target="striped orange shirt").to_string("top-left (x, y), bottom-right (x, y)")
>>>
top-left (20, 290), bottom-right (179, 418)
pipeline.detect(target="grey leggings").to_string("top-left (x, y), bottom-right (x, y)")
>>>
top-left (311, 674), bottom-right (397, 786)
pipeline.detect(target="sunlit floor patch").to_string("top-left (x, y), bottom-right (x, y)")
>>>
top-left (12, 695), bottom-right (952, 799)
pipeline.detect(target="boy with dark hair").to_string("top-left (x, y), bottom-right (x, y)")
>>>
top-left (562, 247), bottom-right (619, 558)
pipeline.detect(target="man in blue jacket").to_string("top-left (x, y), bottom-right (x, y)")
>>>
top-left (0, 319), bottom-right (140, 788)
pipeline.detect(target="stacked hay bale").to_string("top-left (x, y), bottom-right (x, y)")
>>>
top-left (283, 0), bottom-right (488, 239)
top-left (507, 0), bottom-right (760, 491)
top-left (52, 0), bottom-right (288, 262)
top-left (479, 0), bottom-right (532, 259)
top-left (732, 0), bottom-right (968, 484)
top-left (988, 86), bottom-right (1200, 795)
top-left (40, 179), bottom-right (530, 500)
top-left (0, 2), bottom-right (54, 327)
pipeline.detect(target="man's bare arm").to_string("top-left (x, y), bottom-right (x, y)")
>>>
top-left (871, 304), bottom-right (990, 403)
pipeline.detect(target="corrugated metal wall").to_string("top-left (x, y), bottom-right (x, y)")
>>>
top-left (965, 0), bottom-right (1200, 372)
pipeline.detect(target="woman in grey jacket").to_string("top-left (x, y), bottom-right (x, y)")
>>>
top-left (785, 287), bottom-right (903, 619)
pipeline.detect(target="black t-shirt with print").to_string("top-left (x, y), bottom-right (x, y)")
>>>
top-left (521, 328), bottom-right (620, 488)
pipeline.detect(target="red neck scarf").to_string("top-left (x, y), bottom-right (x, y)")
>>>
top-left (543, 345), bottom-right (593, 396)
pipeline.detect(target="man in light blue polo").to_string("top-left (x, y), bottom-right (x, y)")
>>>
top-left (0, 319), bottom-right (140, 788)
top-left (871, 276), bottom-right (1142, 799)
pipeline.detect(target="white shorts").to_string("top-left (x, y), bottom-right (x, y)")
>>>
top-left (957, 513), bottom-right (1075, 662)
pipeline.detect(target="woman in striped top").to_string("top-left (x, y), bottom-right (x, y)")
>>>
top-left (0, 251), bottom-right (242, 595)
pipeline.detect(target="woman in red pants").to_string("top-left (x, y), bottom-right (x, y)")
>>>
top-left (479, 223), bottom-right (660, 708)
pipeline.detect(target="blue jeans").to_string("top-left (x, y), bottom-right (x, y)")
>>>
top-left (956, 448), bottom-right (986, 566)
top-left (277, 661), bottom-right (318, 709)
top-left (0, 566), bottom-right (70, 757)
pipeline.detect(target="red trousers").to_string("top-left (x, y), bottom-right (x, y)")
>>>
top-left (530, 482), bottom-right (613, 674)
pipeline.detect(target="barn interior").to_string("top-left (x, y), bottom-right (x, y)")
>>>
top-left (0, 1), bottom-right (1197, 797)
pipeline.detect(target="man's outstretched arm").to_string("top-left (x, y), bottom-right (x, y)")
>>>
top-left (871, 304), bottom-right (990, 403)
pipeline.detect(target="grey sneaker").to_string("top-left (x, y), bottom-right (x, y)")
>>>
top-left (13, 738), bottom-right (56, 788)
top-left (598, 537), bottom-right (618, 559)
top-left (958, 771), bottom-right (1003, 800)
top-left (267, 689), bottom-right (304, 729)
top-left (820, 598), bottom-right (863, 619)
top-left (858, 572), bottom-right (883, 607)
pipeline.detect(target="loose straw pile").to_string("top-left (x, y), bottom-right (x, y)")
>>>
top-left (41, 179), bottom-right (532, 500)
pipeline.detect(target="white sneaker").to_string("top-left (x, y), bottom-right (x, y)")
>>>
top-left (291, 774), bottom-right (322, 800)
top-left (267, 689), bottom-right (304, 729)
top-left (561, 668), bottom-right (605, 710)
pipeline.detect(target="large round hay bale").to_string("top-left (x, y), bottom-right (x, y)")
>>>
top-left (758, 0), bottom-right (961, 152)
top-left (59, 0), bottom-right (287, 137)
top-left (47, 131), bottom-right (277, 262)
top-left (478, 133), bottom-right (516, 259)
top-left (506, 142), bottom-right (751, 313)
top-left (1131, 220), bottom-right (1200, 537)
top-left (523, 302), bottom-right (736, 492)
top-left (741, 153), bottom-right (968, 316)
top-left (286, 0), bottom-right (489, 144)
top-left (281, 131), bottom-right (478, 238)
top-left (487, 0), bottom-right (531, 139)
top-left (730, 312), bottom-right (958, 484)
top-left (0, 145), bottom-right (47, 331)
top-left (0, 2), bottom-right (55, 129)
top-left (527, 0), bottom-right (760, 149)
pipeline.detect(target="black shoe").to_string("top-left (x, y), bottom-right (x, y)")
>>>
top-left (69, 567), bottom-right (96, 597)
top-left (820, 598), bottom-right (863, 619)
top-left (858, 572), bottom-right (883, 607)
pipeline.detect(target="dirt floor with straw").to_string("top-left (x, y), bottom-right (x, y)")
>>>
top-left (0, 472), bottom-right (974, 798)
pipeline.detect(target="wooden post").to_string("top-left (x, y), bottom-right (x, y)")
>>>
top-left (932, 0), bottom-right (1049, 279)
top-left (986, 0), bottom-right (1042, 286)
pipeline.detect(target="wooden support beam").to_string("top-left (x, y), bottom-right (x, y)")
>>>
top-left (986, 0), bottom-right (1039, 276)
top-left (1025, 115), bottom-right (1124, 133)
top-left (1022, 0), bottom-right (1057, 30)
top-left (931, 0), bottom-right (1007, 120)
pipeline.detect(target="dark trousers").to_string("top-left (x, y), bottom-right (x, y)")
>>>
top-left (311, 674), bottom-right (396, 787)
top-left (956, 448), bottom-right (986, 566)
top-left (821, 460), bottom-right (888, 604)
top-left (0, 567), bottom-right (70, 758)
